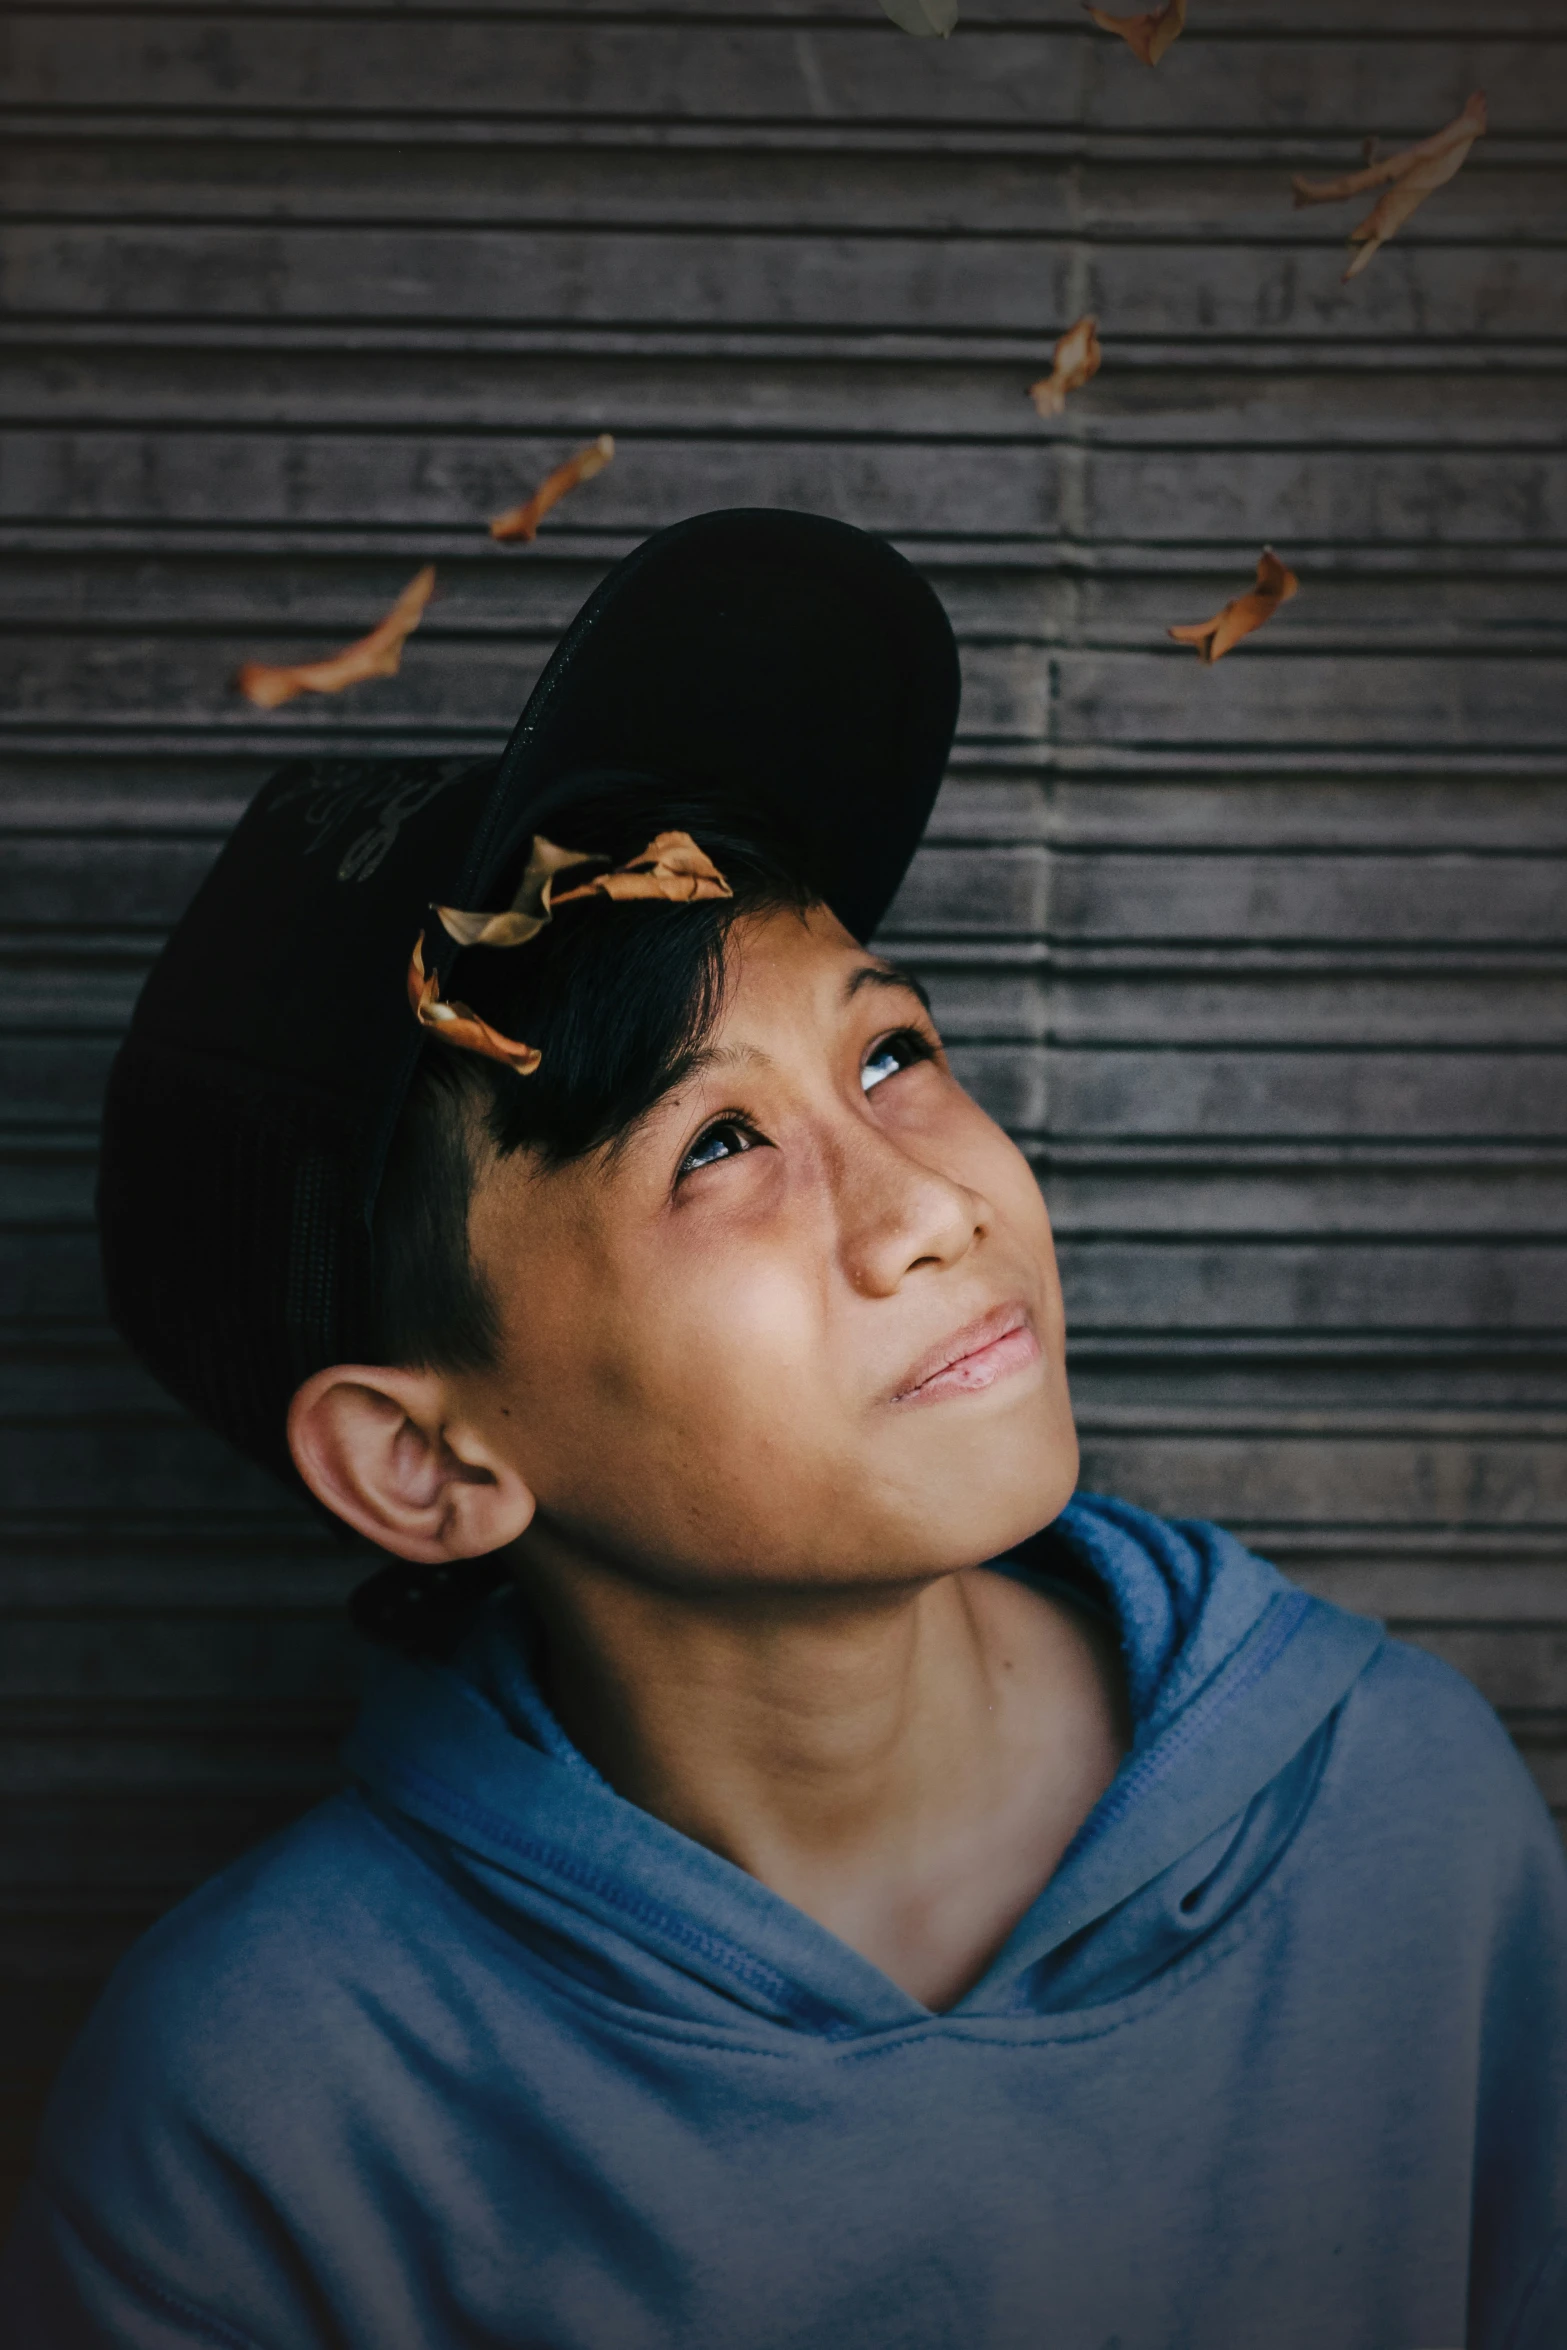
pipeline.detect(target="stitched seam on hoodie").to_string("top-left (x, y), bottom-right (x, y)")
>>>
top-left (366, 1755), bottom-right (857, 2037)
top-left (346, 1794), bottom-right (836, 2058)
top-left (1061, 1590), bottom-right (1314, 1865)
top-left (33, 2174), bottom-right (269, 2350)
top-left (1501, 2225), bottom-right (1567, 2350)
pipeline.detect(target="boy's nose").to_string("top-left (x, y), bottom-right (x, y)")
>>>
top-left (836, 1127), bottom-right (987, 1298)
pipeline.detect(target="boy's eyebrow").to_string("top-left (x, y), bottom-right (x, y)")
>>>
top-left (692, 1041), bottom-right (771, 1073)
top-left (845, 960), bottom-right (933, 1016)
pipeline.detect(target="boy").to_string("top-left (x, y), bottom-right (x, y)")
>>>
top-left (5, 509), bottom-right (1565, 2347)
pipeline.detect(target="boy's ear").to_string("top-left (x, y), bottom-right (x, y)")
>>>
top-left (287, 1364), bottom-right (536, 1564)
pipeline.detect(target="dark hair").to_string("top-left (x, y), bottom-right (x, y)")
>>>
top-left (369, 773), bottom-right (818, 1377)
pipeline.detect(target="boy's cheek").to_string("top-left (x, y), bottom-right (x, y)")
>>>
top-left (480, 1279), bottom-right (874, 1570)
top-left (484, 1254), bottom-right (822, 1493)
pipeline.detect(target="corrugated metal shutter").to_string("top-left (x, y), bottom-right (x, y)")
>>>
top-left (2, 0), bottom-right (1563, 2214)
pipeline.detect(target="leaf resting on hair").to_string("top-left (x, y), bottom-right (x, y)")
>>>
top-left (406, 932), bottom-right (543, 1076)
top-left (1027, 315), bottom-right (1103, 419)
top-left (878, 0), bottom-right (957, 34)
top-left (417, 833), bottom-right (731, 1077)
top-left (1082, 0), bottom-right (1186, 67)
top-left (434, 836), bottom-right (596, 950)
top-left (233, 567), bottom-right (436, 709)
top-left (1292, 90), bottom-right (1486, 280)
top-left (1167, 549), bottom-right (1298, 665)
top-left (435, 831), bottom-right (732, 955)
top-left (555, 832), bottom-right (733, 908)
top-left (489, 435), bottom-right (616, 543)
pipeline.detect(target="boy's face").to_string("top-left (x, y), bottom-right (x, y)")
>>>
top-left (461, 902), bottom-right (1078, 1589)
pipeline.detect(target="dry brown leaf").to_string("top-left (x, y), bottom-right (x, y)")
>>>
top-left (406, 930), bottom-right (542, 1076)
top-left (434, 836), bottom-right (594, 949)
top-left (1292, 90), bottom-right (1486, 280)
top-left (556, 831), bottom-right (732, 908)
top-left (490, 434), bottom-right (616, 543)
top-left (234, 567), bottom-right (436, 710)
top-left (416, 833), bottom-right (730, 1074)
top-left (1027, 315), bottom-right (1103, 419)
top-left (1167, 548), bottom-right (1298, 665)
top-left (433, 828), bottom-right (731, 980)
top-left (1082, 0), bottom-right (1186, 67)
top-left (1291, 90), bottom-right (1486, 207)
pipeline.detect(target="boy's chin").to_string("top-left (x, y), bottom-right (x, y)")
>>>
top-left (871, 1419), bottom-right (1081, 1578)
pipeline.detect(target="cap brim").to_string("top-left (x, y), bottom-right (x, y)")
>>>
top-left (469, 507), bottom-right (960, 943)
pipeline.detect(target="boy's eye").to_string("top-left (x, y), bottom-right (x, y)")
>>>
top-left (861, 1029), bottom-right (933, 1094)
top-left (678, 1117), bottom-right (759, 1177)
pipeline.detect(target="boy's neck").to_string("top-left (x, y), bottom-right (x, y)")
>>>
top-left (512, 1526), bottom-right (1128, 2011)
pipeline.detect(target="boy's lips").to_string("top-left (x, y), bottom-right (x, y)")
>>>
top-left (890, 1302), bottom-right (1039, 1405)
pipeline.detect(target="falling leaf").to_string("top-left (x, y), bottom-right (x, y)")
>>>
top-left (406, 931), bottom-right (542, 1077)
top-left (1082, 0), bottom-right (1186, 67)
top-left (233, 567), bottom-right (436, 709)
top-left (1167, 548), bottom-right (1298, 665)
top-left (1027, 315), bottom-right (1103, 418)
top-left (878, 0), bottom-right (957, 33)
top-left (1291, 90), bottom-right (1486, 280)
top-left (435, 830), bottom-right (731, 952)
top-left (489, 434), bottom-right (616, 543)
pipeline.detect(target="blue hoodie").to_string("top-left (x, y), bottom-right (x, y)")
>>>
top-left (6, 1495), bottom-right (1566, 2349)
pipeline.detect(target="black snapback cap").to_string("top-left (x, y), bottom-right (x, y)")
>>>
top-left (99, 508), bottom-right (962, 1489)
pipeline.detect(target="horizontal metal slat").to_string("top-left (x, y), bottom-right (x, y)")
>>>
top-left (4, 15), bottom-right (1564, 137)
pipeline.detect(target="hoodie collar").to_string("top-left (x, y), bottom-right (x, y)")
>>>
top-left (345, 1495), bottom-right (1382, 2033)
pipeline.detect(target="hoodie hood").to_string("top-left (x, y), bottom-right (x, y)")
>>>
top-left (344, 1494), bottom-right (1383, 2034)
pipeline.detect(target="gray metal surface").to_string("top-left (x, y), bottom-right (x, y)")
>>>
top-left (2, 0), bottom-right (1564, 2211)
